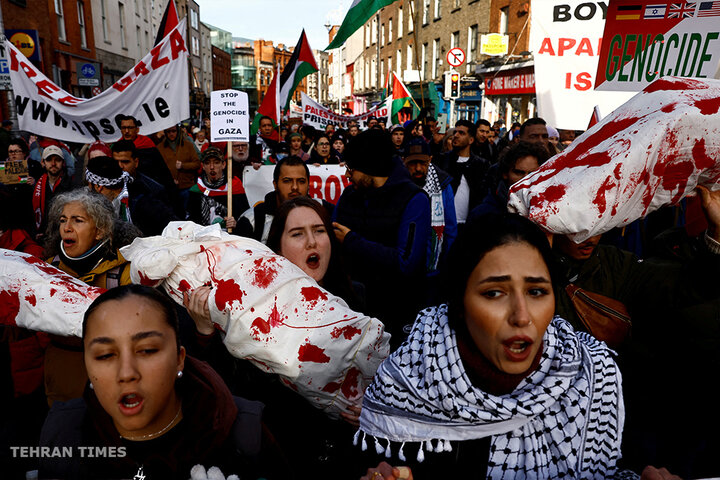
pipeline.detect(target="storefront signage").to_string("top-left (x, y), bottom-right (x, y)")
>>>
top-left (595, 0), bottom-right (720, 91)
top-left (484, 68), bottom-right (536, 95)
top-left (6, 30), bottom-right (41, 63)
top-left (480, 34), bottom-right (509, 56)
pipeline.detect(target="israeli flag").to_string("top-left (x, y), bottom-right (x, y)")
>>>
top-left (644, 4), bottom-right (667, 17)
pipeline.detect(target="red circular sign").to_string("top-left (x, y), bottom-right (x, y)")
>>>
top-left (92, 87), bottom-right (102, 96)
top-left (446, 48), bottom-right (466, 67)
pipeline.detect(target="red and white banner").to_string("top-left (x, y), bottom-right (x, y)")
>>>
top-left (243, 164), bottom-right (350, 207)
top-left (595, 0), bottom-right (720, 91)
top-left (530, 0), bottom-right (633, 129)
top-left (301, 92), bottom-right (391, 130)
top-left (484, 67), bottom-right (536, 95)
top-left (5, 19), bottom-right (189, 143)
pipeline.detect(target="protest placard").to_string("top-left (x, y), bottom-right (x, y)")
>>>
top-left (243, 164), bottom-right (350, 208)
top-left (595, 0), bottom-right (720, 91)
top-left (301, 92), bottom-right (391, 130)
top-left (210, 90), bottom-right (250, 142)
top-left (4, 19), bottom-right (189, 143)
top-left (530, 0), bottom-right (634, 129)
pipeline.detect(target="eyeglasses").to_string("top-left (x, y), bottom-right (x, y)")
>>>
top-left (317, 142), bottom-right (330, 147)
top-left (8, 149), bottom-right (23, 154)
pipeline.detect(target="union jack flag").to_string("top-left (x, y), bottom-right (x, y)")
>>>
top-left (667, 2), bottom-right (697, 17)
top-left (697, 0), bottom-right (720, 16)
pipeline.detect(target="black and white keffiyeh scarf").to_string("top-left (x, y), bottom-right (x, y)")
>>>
top-left (423, 164), bottom-right (445, 272)
top-left (357, 305), bottom-right (626, 479)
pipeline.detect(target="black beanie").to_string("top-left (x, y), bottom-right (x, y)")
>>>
top-left (343, 129), bottom-right (395, 177)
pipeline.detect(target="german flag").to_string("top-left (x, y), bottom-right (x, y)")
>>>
top-left (615, 4), bottom-right (643, 19)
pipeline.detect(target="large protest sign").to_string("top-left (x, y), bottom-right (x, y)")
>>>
top-left (595, 0), bottom-right (720, 91)
top-left (210, 90), bottom-right (249, 142)
top-left (530, 0), bottom-right (634, 129)
top-left (301, 92), bottom-right (391, 129)
top-left (5, 19), bottom-right (189, 143)
top-left (243, 164), bottom-right (350, 207)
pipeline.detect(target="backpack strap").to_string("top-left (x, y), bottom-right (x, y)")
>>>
top-left (105, 263), bottom-right (128, 289)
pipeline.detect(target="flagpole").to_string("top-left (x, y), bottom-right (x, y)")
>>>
top-left (227, 141), bottom-right (233, 233)
top-left (376, 12), bottom-right (381, 103)
top-left (408, 1), bottom-right (426, 111)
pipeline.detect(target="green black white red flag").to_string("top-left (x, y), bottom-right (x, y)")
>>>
top-left (390, 72), bottom-right (418, 124)
top-left (326, 0), bottom-right (399, 50)
top-left (278, 30), bottom-right (319, 111)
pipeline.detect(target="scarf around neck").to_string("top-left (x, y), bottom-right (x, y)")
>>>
top-left (423, 164), bottom-right (445, 272)
top-left (358, 305), bottom-right (625, 479)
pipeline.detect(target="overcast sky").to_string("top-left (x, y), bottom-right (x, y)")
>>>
top-left (196, 0), bottom-right (349, 50)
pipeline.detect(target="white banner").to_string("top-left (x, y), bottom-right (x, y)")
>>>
top-left (243, 164), bottom-right (349, 208)
top-left (5, 19), bottom-right (189, 143)
top-left (530, 0), bottom-right (633, 129)
top-left (210, 89), bottom-right (249, 142)
top-left (301, 92), bottom-right (392, 130)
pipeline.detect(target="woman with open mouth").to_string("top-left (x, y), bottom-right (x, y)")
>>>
top-left (357, 213), bottom-right (634, 479)
top-left (42, 188), bottom-right (140, 406)
top-left (39, 285), bottom-right (287, 479)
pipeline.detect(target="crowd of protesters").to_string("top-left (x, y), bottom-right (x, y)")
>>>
top-left (0, 108), bottom-right (718, 480)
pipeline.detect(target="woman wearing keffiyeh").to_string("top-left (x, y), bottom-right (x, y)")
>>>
top-left (357, 214), bottom-right (637, 479)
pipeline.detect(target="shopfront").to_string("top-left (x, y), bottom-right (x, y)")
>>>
top-left (477, 61), bottom-right (536, 127)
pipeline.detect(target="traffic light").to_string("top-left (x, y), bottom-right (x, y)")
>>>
top-left (444, 71), bottom-right (460, 99)
top-left (450, 72), bottom-right (460, 97)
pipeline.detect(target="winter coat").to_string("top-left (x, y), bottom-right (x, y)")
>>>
top-left (39, 356), bottom-right (289, 480)
top-left (157, 135), bottom-right (201, 189)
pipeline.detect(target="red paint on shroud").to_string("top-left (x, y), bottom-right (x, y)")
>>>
top-left (331, 325), bottom-right (362, 340)
top-left (250, 317), bottom-right (270, 335)
top-left (301, 286), bottom-right (328, 306)
top-left (695, 97), bottom-right (720, 115)
top-left (138, 271), bottom-right (157, 286)
top-left (24, 294), bottom-right (36, 306)
top-left (613, 164), bottom-right (622, 180)
top-left (22, 255), bottom-right (63, 277)
top-left (252, 257), bottom-right (279, 288)
top-left (214, 279), bottom-right (245, 311)
top-left (661, 102), bottom-right (678, 113)
top-left (340, 367), bottom-right (361, 399)
top-left (297, 342), bottom-right (331, 363)
top-left (0, 291), bottom-right (20, 325)
top-left (49, 288), bottom-right (57, 297)
top-left (178, 280), bottom-right (192, 292)
top-left (322, 381), bottom-right (341, 393)
top-left (593, 176), bottom-right (615, 216)
top-left (268, 299), bottom-right (282, 327)
top-left (644, 77), bottom-right (709, 93)
top-left (693, 139), bottom-right (715, 170)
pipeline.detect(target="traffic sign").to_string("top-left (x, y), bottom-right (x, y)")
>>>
top-left (446, 47), bottom-right (465, 68)
top-left (92, 87), bottom-right (102, 96)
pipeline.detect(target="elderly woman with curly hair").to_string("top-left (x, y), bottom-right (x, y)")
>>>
top-left (43, 188), bottom-right (141, 406)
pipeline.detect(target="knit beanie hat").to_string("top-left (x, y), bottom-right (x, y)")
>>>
top-left (343, 129), bottom-right (395, 177)
top-left (201, 146), bottom-right (224, 163)
top-left (86, 155), bottom-right (128, 189)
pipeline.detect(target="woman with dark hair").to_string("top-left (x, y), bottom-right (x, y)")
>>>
top-left (358, 213), bottom-right (629, 479)
top-left (43, 189), bottom-right (141, 406)
top-left (39, 284), bottom-right (287, 480)
top-left (308, 133), bottom-right (339, 166)
top-left (287, 132), bottom-right (310, 162)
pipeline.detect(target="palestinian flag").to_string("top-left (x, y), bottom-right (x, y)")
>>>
top-left (278, 30), bottom-right (318, 111)
top-left (326, 0), bottom-right (398, 50)
top-left (251, 63), bottom-right (281, 139)
top-left (390, 72), bottom-right (419, 124)
top-left (154, 0), bottom-right (179, 47)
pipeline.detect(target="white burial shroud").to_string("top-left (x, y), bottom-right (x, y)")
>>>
top-left (508, 76), bottom-right (720, 242)
top-left (120, 222), bottom-right (391, 417)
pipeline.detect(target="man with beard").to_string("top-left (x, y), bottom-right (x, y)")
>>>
top-left (32, 145), bottom-right (73, 239)
top-left (333, 130), bottom-right (431, 347)
top-left (403, 137), bottom-right (457, 304)
top-left (187, 147), bottom-right (249, 231)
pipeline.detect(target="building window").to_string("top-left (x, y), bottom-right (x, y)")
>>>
top-left (388, 18), bottom-right (392, 43)
top-left (467, 24), bottom-right (478, 73)
top-left (192, 37), bottom-right (199, 55)
top-left (100, 0), bottom-right (108, 41)
top-left (380, 59), bottom-right (384, 88)
top-left (372, 17), bottom-right (377, 44)
top-left (398, 8), bottom-right (403, 37)
top-left (55, 0), bottom-right (67, 41)
top-left (397, 49), bottom-right (402, 74)
top-left (500, 6), bottom-right (509, 35)
top-left (381, 23), bottom-right (385, 45)
top-left (422, 0), bottom-right (430, 24)
top-left (388, 55), bottom-right (393, 76)
top-left (408, 1), bottom-right (414, 32)
top-left (455, 0), bottom-right (460, 7)
top-left (432, 38), bottom-right (439, 78)
top-left (137, 26), bottom-right (141, 52)
top-left (371, 58), bottom-right (376, 87)
top-left (119, 3), bottom-right (126, 48)
top-left (434, 0), bottom-right (442, 19)
top-left (422, 43), bottom-right (428, 80)
top-left (191, 9), bottom-right (199, 30)
top-left (145, 30), bottom-right (149, 52)
top-left (406, 44), bottom-right (413, 70)
top-left (78, 1), bottom-right (87, 48)
top-left (451, 31), bottom-right (459, 49)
